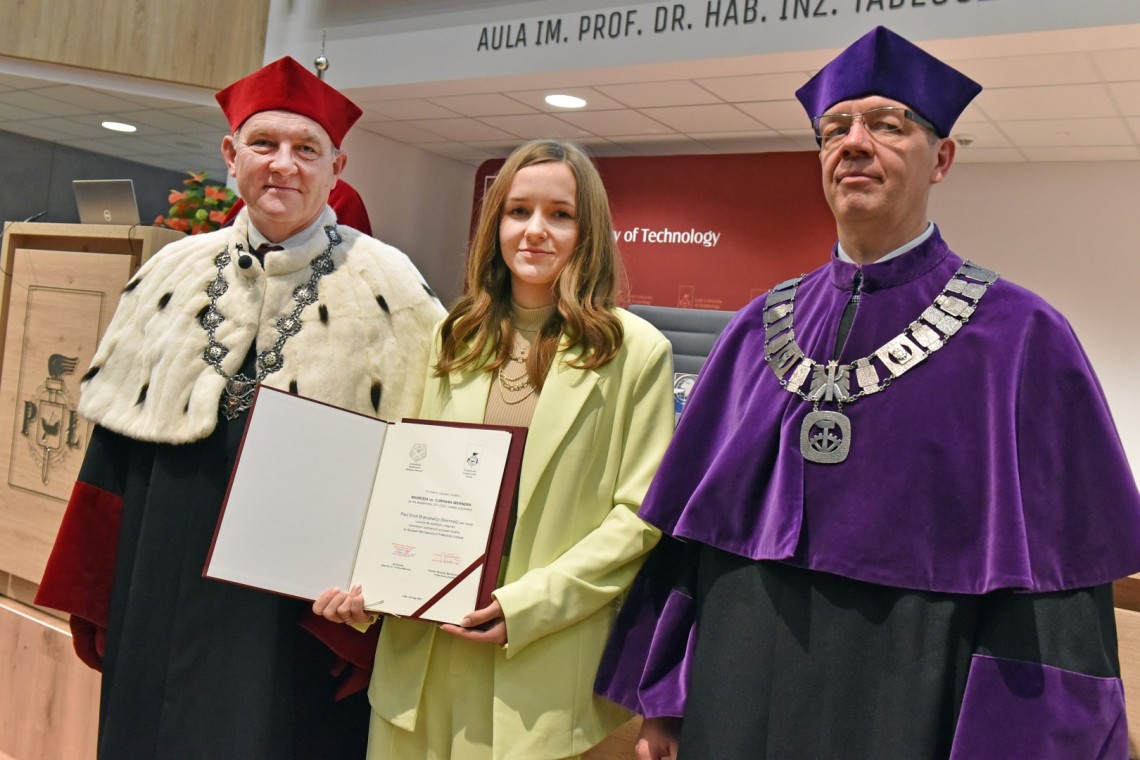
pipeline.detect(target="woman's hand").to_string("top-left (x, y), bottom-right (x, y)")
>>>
top-left (635, 716), bottom-right (681, 760)
top-left (312, 584), bottom-right (371, 627)
top-left (439, 598), bottom-right (508, 645)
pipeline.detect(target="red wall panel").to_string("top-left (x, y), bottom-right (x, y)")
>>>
top-left (474, 151), bottom-right (836, 311)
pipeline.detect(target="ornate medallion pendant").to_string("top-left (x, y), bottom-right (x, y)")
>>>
top-left (800, 410), bottom-right (851, 463)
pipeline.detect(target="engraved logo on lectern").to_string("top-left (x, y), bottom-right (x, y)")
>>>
top-left (20, 354), bottom-right (82, 484)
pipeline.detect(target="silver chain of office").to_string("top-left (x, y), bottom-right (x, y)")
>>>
top-left (763, 261), bottom-right (999, 464)
top-left (200, 225), bottom-right (342, 420)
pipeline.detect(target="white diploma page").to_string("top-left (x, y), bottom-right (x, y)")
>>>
top-left (351, 421), bottom-right (513, 624)
top-left (205, 387), bottom-right (389, 600)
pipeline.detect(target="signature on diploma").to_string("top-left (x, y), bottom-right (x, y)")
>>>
top-left (391, 543), bottom-right (416, 558)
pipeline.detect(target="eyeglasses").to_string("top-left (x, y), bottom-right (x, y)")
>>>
top-left (811, 106), bottom-right (936, 149)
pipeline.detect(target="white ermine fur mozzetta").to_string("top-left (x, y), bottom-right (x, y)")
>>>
top-left (78, 207), bottom-right (445, 444)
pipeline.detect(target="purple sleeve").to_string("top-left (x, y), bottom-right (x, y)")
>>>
top-left (595, 538), bottom-right (698, 718)
top-left (948, 655), bottom-right (1128, 760)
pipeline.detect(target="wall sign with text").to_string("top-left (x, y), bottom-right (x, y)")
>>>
top-left (475, 151), bottom-right (835, 311)
top-left (318, 0), bottom-right (1137, 89)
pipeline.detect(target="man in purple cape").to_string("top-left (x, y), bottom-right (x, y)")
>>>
top-left (596, 26), bottom-right (1140, 759)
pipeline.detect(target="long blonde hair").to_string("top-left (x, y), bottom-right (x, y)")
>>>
top-left (435, 140), bottom-right (624, 388)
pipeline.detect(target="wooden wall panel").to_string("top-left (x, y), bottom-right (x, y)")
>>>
top-left (1117, 608), bottom-right (1140, 758)
top-left (0, 0), bottom-right (269, 90)
top-left (0, 223), bottom-right (183, 585)
top-left (0, 249), bottom-right (132, 582)
top-left (0, 600), bottom-right (99, 760)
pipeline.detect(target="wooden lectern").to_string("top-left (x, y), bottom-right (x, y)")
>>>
top-left (0, 222), bottom-right (184, 593)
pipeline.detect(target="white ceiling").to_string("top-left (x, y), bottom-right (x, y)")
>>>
top-left (1, 23), bottom-right (1138, 177)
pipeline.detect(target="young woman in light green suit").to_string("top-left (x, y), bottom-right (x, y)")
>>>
top-left (315, 139), bottom-right (675, 759)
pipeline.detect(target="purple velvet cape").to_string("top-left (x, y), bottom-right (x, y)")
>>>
top-left (642, 227), bottom-right (1139, 593)
top-left (596, 228), bottom-right (1140, 756)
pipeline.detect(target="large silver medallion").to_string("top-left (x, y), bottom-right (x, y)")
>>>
top-left (800, 410), bottom-right (851, 464)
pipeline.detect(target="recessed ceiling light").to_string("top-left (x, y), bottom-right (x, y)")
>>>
top-left (101, 121), bottom-right (137, 133)
top-left (545, 94), bottom-right (587, 109)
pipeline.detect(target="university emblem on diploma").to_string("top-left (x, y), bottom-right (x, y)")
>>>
top-left (409, 443), bottom-right (428, 462)
top-left (20, 354), bottom-right (82, 484)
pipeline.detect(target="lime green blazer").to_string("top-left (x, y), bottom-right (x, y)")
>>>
top-left (368, 309), bottom-right (675, 760)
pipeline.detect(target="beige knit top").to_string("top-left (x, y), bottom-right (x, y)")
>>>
top-left (483, 303), bottom-right (555, 428)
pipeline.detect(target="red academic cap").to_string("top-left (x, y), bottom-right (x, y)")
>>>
top-left (215, 56), bottom-right (363, 148)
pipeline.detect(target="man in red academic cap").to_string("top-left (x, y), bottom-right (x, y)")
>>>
top-left (597, 27), bottom-right (1140, 760)
top-left (36, 57), bottom-right (445, 759)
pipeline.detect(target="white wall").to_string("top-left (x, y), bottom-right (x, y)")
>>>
top-left (340, 131), bottom-right (475, 307)
top-left (930, 159), bottom-right (1140, 470)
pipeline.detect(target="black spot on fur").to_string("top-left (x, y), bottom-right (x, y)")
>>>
top-left (370, 382), bottom-right (383, 413)
top-left (81, 366), bottom-right (100, 383)
top-left (196, 304), bottom-right (210, 322)
top-left (319, 304), bottom-right (329, 324)
top-left (422, 283), bottom-right (437, 300)
top-left (376, 295), bottom-right (390, 313)
top-left (158, 292), bottom-right (172, 310)
top-left (123, 277), bottom-right (142, 293)
top-left (136, 384), bottom-right (149, 405)
top-left (183, 399), bottom-right (191, 414)
top-left (289, 380), bottom-right (299, 395)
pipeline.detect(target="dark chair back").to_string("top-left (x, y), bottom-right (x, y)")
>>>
top-left (627, 304), bottom-right (735, 375)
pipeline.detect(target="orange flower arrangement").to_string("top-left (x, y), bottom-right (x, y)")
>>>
top-left (154, 171), bottom-right (238, 234)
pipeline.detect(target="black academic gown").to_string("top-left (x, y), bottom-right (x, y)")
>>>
top-left (56, 350), bottom-right (369, 760)
top-left (676, 543), bottom-right (1121, 759)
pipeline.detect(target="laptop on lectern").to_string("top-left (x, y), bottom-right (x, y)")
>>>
top-left (73, 179), bottom-right (141, 225)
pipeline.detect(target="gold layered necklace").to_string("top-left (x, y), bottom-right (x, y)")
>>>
top-left (497, 329), bottom-right (537, 404)
top-left (497, 303), bottom-right (554, 404)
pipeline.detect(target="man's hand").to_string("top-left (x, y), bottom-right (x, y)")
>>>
top-left (439, 598), bottom-right (507, 645)
top-left (635, 716), bottom-right (681, 760)
top-left (312, 584), bottom-right (371, 627)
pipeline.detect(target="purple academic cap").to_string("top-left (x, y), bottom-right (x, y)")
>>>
top-left (795, 26), bottom-right (982, 138)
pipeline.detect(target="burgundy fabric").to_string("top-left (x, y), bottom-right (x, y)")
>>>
top-left (68, 615), bottom-right (106, 671)
top-left (324, 180), bottom-right (373, 236)
top-left (638, 228), bottom-right (1140, 595)
top-left (948, 655), bottom-right (1128, 759)
top-left (222, 180), bottom-right (373, 235)
top-left (35, 479), bottom-right (124, 670)
top-left (215, 56), bottom-right (362, 147)
top-left (298, 613), bottom-right (381, 701)
top-left (794, 26), bottom-right (982, 136)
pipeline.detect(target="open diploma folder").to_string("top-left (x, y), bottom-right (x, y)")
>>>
top-left (204, 386), bottom-right (526, 625)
